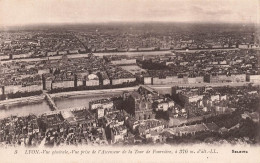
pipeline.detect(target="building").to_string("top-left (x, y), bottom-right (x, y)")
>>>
top-left (231, 74), bottom-right (246, 82)
top-left (204, 74), bottom-right (246, 83)
top-left (61, 110), bottom-right (77, 125)
top-left (4, 84), bottom-right (22, 94)
top-left (38, 68), bottom-right (50, 75)
top-left (152, 76), bottom-right (179, 85)
top-left (97, 72), bottom-right (110, 86)
top-left (97, 108), bottom-right (105, 119)
top-left (58, 51), bottom-right (68, 55)
top-left (247, 74), bottom-right (260, 83)
top-left (0, 54), bottom-right (10, 60)
top-left (70, 107), bottom-right (96, 125)
top-left (68, 50), bottom-right (79, 54)
top-left (0, 86), bottom-right (3, 95)
top-left (241, 112), bottom-right (259, 123)
top-left (85, 74), bottom-right (100, 86)
top-left (143, 76), bottom-right (152, 85)
top-left (154, 100), bottom-right (175, 112)
top-left (20, 84), bottom-right (42, 93)
top-left (110, 125), bottom-right (127, 144)
top-left (111, 77), bottom-right (136, 85)
top-left (179, 92), bottom-right (204, 105)
top-left (136, 119), bottom-right (164, 135)
top-left (111, 59), bottom-right (136, 65)
top-left (89, 98), bottom-right (114, 110)
top-left (52, 80), bottom-right (74, 89)
top-left (124, 90), bottom-right (155, 120)
top-left (40, 112), bottom-right (65, 130)
top-left (163, 123), bottom-right (207, 136)
top-left (47, 51), bottom-right (57, 56)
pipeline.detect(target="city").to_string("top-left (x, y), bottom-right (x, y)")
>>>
top-left (0, 23), bottom-right (259, 147)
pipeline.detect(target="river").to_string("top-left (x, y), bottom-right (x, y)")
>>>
top-left (54, 93), bottom-right (121, 110)
top-left (0, 92), bottom-right (122, 119)
top-left (0, 101), bottom-right (50, 119)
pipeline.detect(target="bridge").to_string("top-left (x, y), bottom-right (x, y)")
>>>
top-left (44, 92), bottom-right (58, 111)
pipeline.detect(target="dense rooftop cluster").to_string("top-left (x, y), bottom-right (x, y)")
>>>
top-left (1, 24), bottom-right (259, 60)
top-left (75, 24), bottom-right (258, 51)
top-left (0, 31), bottom-right (85, 60)
top-left (141, 49), bottom-right (259, 77)
top-left (172, 85), bottom-right (260, 118)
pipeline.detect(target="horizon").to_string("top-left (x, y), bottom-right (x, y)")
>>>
top-left (0, 21), bottom-right (259, 31)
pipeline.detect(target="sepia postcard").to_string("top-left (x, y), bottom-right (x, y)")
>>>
top-left (0, 0), bottom-right (259, 162)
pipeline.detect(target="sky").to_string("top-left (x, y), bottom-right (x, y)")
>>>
top-left (0, 0), bottom-right (259, 26)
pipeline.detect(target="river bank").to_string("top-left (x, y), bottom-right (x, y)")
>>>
top-left (49, 86), bottom-right (138, 99)
top-left (0, 95), bottom-right (45, 108)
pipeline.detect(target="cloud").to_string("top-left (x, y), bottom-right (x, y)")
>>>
top-left (0, 0), bottom-right (258, 26)
top-left (190, 5), bottom-right (232, 16)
